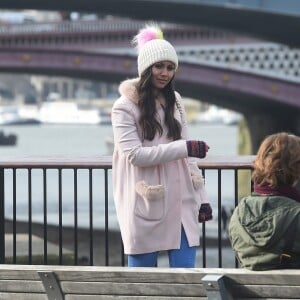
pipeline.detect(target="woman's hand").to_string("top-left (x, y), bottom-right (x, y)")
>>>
top-left (186, 140), bottom-right (210, 158)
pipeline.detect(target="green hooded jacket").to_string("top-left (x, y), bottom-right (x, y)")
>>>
top-left (229, 194), bottom-right (300, 270)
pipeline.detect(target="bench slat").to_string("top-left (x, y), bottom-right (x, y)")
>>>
top-left (0, 269), bottom-right (40, 280)
top-left (237, 298), bottom-right (286, 300)
top-left (0, 280), bottom-right (44, 293)
top-left (61, 282), bottom-right (205, 296)
top-left (65, 296), bottom-right (207, 300)
top-left (0, 293), bottom-right (47, 300)
top-left (233, 285), bottom-right (300, 299)
top-left (226, 273), bottom-right (300, 286)
top-left (0, 266), bottom-right (203, 283)
top-left (58, 270), bottom-right (202, 283)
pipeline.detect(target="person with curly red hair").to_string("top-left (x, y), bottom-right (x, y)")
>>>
top-left (229, 132), bottom-right (300, 270)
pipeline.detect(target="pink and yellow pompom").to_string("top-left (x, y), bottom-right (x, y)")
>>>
top-left (132, 24), bottom-right (164, 52)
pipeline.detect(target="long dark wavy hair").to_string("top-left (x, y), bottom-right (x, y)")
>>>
top-left (137, 67), bottom-right (182, 141)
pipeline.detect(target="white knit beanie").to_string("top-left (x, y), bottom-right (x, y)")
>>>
top-left (132, 24), bottom-right (178, 76)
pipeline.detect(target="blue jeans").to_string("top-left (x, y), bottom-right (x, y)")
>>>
top-left (127, 227), bottom-right (196, 268)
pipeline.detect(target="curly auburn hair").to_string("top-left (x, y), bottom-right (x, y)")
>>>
top-left (252, 132), bottom-right (300, 187)
top-left (136, 67), bottom-right (181, 141)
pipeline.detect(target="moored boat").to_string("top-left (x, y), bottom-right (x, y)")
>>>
top-left (38, 101), bottom-right (101, 125)
top-left (0, 130), bottom-right (17, 146)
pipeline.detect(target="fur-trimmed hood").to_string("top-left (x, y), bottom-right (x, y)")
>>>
top-left (118, 78), bottom-right (140, 105)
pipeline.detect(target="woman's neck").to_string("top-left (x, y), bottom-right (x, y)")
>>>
top-left (154, 91), bottom-right (165, 106)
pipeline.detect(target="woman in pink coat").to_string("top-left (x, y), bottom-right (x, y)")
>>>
top-left (111, 24), bottom-right (212, 268)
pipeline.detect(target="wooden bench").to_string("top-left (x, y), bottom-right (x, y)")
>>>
top-left (0, 265), bottom-right (300, 299)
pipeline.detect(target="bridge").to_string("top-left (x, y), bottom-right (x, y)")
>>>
top-left (1, 0), bottom-right (300, 48)
top-left (0, 19), bottom-right (299, 151)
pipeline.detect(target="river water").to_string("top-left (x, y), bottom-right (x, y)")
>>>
top-left (0, 122), bottom-right (238, 156)
top-left (1, 122), bottom-right (239, 225)
top-left (1, 122), bottom-right (239, 267)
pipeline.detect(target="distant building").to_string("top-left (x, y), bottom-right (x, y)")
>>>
top-left (0, 74), bottom-right (37, 105)
top-left (0, 9), bottom-right (61, 24)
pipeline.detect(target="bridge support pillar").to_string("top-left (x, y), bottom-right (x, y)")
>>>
top-left (245, 112), bottom-right (300, 153)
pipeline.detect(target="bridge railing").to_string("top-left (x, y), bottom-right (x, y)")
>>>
top-left (0, 155), bottom-right (255, 267)
top-left (0, 20), bottom-right (252, 49)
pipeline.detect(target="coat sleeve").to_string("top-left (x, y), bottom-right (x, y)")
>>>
top-left (176, 93), bottom-right (209, 204)
top-left (111, 97), bottom-right (188, 167)
top-left (176, 93), bottom-right (202, 171)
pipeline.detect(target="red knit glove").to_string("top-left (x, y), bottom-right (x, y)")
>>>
top-left (198, 203), bottom-right (213, 223)
top-left (186, 140), bottom-right (209, 158)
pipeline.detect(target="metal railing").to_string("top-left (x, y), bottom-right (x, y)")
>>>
top-left (0, 155), bottom-right (255, 267)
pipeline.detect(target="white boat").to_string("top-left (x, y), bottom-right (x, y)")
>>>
top-left (223, 110), bottom-right (242, 125)
top-left (38, 101), bottom-right (101, 125)
top-left (0, 105), bottom-right (40, 125)
top-left (195, 105), bottom-right (242, 125)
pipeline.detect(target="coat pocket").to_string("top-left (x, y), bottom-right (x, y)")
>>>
top-left (134, 180), bottom-right (165, 221)
top-left (191, 172), bottom-right (205, 190)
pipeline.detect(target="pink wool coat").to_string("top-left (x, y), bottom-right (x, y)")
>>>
top-left (111, 78), bottom-right (209, 255)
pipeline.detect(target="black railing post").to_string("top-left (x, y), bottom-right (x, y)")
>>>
top-left (0, 168), bottom-right (5, 263)
top-left (104, 168), bottom-right (109, 266)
